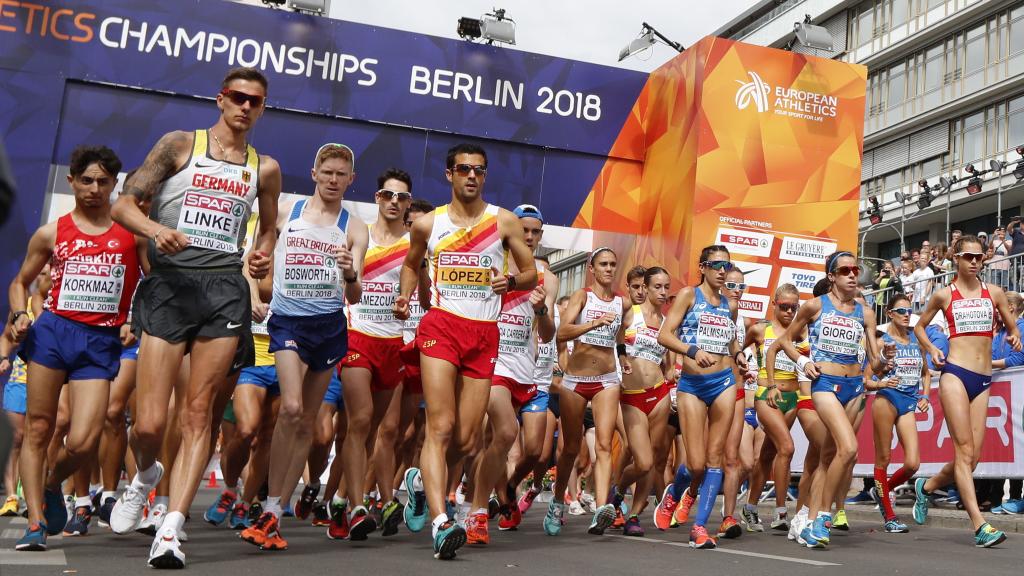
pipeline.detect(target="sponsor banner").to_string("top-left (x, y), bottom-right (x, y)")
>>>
top-left (734, 260), bottom-right (772, 289)
top-left (790, 369), bottom-right (1024, 478)
top-left (737, 293), bottom-right (770, 320)
top-left (777, 266), bottom-right (825, 294)
top-left (716, 227), bottom-right (774, 258)
top-left (780, 236), bottom-right (839, 265)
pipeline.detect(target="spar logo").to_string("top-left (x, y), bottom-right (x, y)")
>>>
top-left (285, 253), bottom-right (331, 267)
top-left (716, 227), bottom-right (774, 258)
top-left (735, 71), bottom-right (771, 113)
top-left (439, 253), bottom-right (486, 267)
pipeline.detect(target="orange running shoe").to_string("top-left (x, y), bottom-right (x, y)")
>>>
top-left (497, 504), bottom-right (522, 531)
top-left (717, 515), bottom-right (742, 539)
top-left (612, 507), bottom-right (626, 529)
top-left (260, 515), bottom-right (288, 551)
top-left (241, 512), bottom-right (281, 549)
top-left (673, 491), bottom-right (696, 526)
top-left (466, 512), bottom-right (490, 545)
top-left (653, 486), bottom-right (678, 531)
top-left (689, 524), bottom-right (716, 549)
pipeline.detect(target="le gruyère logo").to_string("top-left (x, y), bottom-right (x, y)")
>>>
top-left (735, 71), bottom-right (771, 113)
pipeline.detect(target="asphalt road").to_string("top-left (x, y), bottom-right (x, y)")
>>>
top-left (1, 488), bottom-right (1021, 575)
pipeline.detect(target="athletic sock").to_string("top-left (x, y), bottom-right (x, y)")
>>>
top-left (265, 496), bottom-right (282, 519)
top-left (101, 490), bottom-right (116, 502)
top-left (89, 482), bottom-right (102, 495)
top-left (153, 496), bottom-right (169, 509)
top-left (743, 502), bottom-right (757, 512)
top-left (136, 462), bottom-right (162, 487)
top-left (889, 466), bottom-right (914, 489)
top-left (431, 513), bottom-right (449, 537)
top-left (798, 505), bottom-right (809, 516)
top-left (775, 506), bottom-right (787, 517)
top-left (75, 496), bottom-right (91, 509)
top-left (161, 511), bottom-right (185, 536)
top-left (332, 495), bottom-right (345, 507)
top-left (694, 468), bottom-right (723, 527)
top-left (669, 465), bottom-right (691, 500)
top-left (874, 467), bottom-right (896, 520)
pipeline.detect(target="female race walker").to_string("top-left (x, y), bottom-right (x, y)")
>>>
top-left (912, 236), bottom-right (1020, 547)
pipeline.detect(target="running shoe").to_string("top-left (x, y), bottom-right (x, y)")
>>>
top-left (992, 499), bottom-right (1024, 514)
top-left (64, 495), bottom-right (73, 523)
top-left (497, 504), bottom-right (522, 531)
top-left (788, 513), bottom-right (806, 541)
top-left (294, 484), bottom-right (319, 520)
top-left (63, 506), bottom-right (92, 536)
top-left (0, 495), bottom-right (19, 517)
top-left (832, 509), bottom-right (848, 531)
top-left (229, 502), bottom-right (251, 530)
top-left (281, 502), bottom-right (294, 517)
top-left (241, 512), bottom-right (287, 550)
top-left (845, 490), bottom-right (873, 504)
top-left (543, 500), bottom-right (565, 536)
top-left (740, 505), bottom-right (764, 532)
top-left (579, 492), bottom-right (597, 513)
top-left (349, 506), bottom-right (377, 541)
top-left (204, 490), bottom-right (236, 526)
top-left (14, 522), bottom-right (47, 551)
top-left (717, 515), bottom-right (742, 539)
top-left (433, 519), bottom-right (466, 560)
top-left (518, 487), bottom-right (541, 515)
top-left (869, 486), bottom-right (881, 507)
top-left (466, 512), bottom-right (490, 545)
top-left (445, 499), bottom-right (457, 521)
top-left (327, 501), bottom-right (350, 540)
top-left (913, 478), bottom-right (930, 525)
top-left (587, 503), bottom-right (616, 535)
top-left (653, 486), bottom-right (678, 531)
top-left (42, 488), bottom-right (68, 536)
top-left (380, 499), bottom-right (401, 536)
top-left (624, 515), bottom-right (645, 536)
top-left (673, 490), bottom-right (696, 526)
top-left (110, 463), bottom-right (163, 534)
top-left (975, 523), bottom-right (1007, 548)
top-left (770, 510), bottom-right (789, 531)
top-left (370, 500), bottom-right (384, 532)
top-left (97, 496), bottom-right (116, 528)
top-left (689, 524), bottom-right (717, 549)
top-left (403, 467), bottom-right (427, 533)
top-left (248, 502), bottom-right (264, 524)
top-left (487, 496), bottom-right (501, 519)
top-left (567, 499), bottom-right (586, 516)
top-left (611, 507), bottom-right (626, 529)
top-left (148, 530), bottom-right (186, 568)
top-left (810, 514), bottom-right (831, 545)
top-left (138, 503), bottom-right (167, 536)
top-left (800, 525), bottom-right (823, 548)
top-left (884, 518), bottom-right (909, 533)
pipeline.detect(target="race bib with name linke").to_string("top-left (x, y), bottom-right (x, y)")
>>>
top-left (177, 191), bottom-right (246, 253)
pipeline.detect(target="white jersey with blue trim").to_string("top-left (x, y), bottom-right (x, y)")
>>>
top-left (270, 199), bottom-right (350, 317)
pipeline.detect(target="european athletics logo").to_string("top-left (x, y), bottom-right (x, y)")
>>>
top-left (734, 71), bottom-right (771, 113)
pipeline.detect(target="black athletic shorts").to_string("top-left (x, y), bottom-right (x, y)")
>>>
top-left (583, 406), bottom-right (595, 430)
top-left (548, 389), bottom-right (560, 418)
top-left (133, 268), bottom-right (251, 344)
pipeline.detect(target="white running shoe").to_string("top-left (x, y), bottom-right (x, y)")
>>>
top-left (579, 492), bottom-right (597, 513)
top-left (148, 530), bottom-right (185, 569)
top-left (178, 527), bottom-right (188, 542)
top-left (568, 500), bottom-right (586, 516)
top-left (139, 503), bottom-right (167, 536)
top-left (788, 513), bottom-right (806, 542)
top-left (110, 462), bottom-right (164, 534)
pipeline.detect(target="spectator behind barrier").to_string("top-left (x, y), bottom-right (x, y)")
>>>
top-left (992, 292), bottom-right (1024, 370)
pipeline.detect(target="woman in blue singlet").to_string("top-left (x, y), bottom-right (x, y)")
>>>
top-left (772, 251), bottom-right (890, 548)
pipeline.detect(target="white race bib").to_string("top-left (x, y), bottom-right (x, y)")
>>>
top-left (56, 260), bottom-right (126, 314)
top-left (177, 191), bottom-right (246, 253)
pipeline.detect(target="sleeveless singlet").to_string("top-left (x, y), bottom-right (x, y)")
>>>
top-left (270, 199), bottom-right (350, 317)
top-left (809, 294), bottom-right (865, 366)
top-left (758, 324), bottom-right (798, 380)
top-left (495, 259), bottom-right (541, 383)
top-left (534, 305), bottom-right (559, 391)
top-left (881, 332), bottom-right (924, 394)
top-left (678, 287), bottom-right (734, 355)
top-left (349, 231), bottom-right (409, 338)
top-left (47, 214), bottom-right (140, 327)
top-left (576, 290), bottom-right (623, 348)
top-left (426, 204), bottom-right (508, 321)
top-left (944, 282), bottom-right (995, 339)
top-left (624, 305), bottom-right (666, 364)
top-left (150, 130), bottom-right (260, 269)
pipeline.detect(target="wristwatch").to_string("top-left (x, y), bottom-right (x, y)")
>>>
top-left (9, 311), bottom-right (29, 325)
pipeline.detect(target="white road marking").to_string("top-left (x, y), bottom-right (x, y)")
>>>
top-left (606, 533), bottom-right (841, 566)
top-left (0, 549), bottom-right (67, 565)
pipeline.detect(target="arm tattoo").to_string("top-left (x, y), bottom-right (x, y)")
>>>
top-left (122, 131), bottom-right (187, 201)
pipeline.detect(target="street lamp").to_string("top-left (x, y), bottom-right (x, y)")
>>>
top-left (964, 164), bottom-right (984, 195)
top-left (917, 180), bottom-right (935, 210)
top-left (618, 22), bottom-right (684, 62)
top-left (458, 9), bottom-right (516, 45)
top-left (868, 196), bottom-right (882, 225)
top-left (939, 175), bottom-right (958, 246)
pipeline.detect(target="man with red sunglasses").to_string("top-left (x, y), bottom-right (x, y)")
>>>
top-left (109, 67), bottom-right (281, 569)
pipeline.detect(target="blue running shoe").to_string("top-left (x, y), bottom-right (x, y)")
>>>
top-left (433, 520), bottom-right (466, 560)
top-left (913, 478), bottom-right (930, 525)
top-left (800, 525), bottom-right (823, 548)
top-left (810, 514), bottom-right (831, 545)
top-left (282, 502), bottom-right (294, 517)
top-left (884, 518), bottom-right (909, 533)
top-left (43, 488), bottom-right (67, 536)
top-left (543, 501), bottom-right (565, 536)
top-left (97, 496), bottom-right (116, 528)
top-left (403, 468), bottom-right (427, 533)
top-left (975, 523), bottom-right (1007, 548)
top-left (587, 504), bottom-right (616, 535)
top-left (63, 506), bottom-right (91, 536)
top-left (15, 522), bottom-right (47, 551)
top-left (844, 490), bottom-right (873, 504)
top-left (229, 503), bottom-right (251, 530)
top-left (204, 490), bottom-right (236, 526)
top-left (992, 499), bottom-right (1024, 515)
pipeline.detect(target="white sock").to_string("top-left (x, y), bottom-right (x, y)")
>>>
top-left (161, 511), bottom-right (185, 535)
top-left (817, 511), bottom-right (829, 519)
top-left (135, 463), bottom-right (161, 487)
top-left (412, 471), bottom-right (424, 492)
top-left (75, 496), bottom-right (92, 508)
top-left (89, 483), bottom-right (102, 495)
top-left (473, 507), bottom-right (487, 516)
top-left (798, 505), bottom-right (809, 516)
top-left (265, 497), bottom-right (282, 519)
top-left (431, 513), bottom-right (448, 537)
top-left (153, 496), bottom-right (170, 509)
top-left (776, 506), bottom-right (787, 516)
top-left (101, 491), bottom-right (116, 502)
top-left (744, 502), bottom-right (757, 511)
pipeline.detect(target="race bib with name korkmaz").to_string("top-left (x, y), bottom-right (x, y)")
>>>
top-left (56, 260), bottom-right (126, 314)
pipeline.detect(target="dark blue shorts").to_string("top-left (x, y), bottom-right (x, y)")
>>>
top-left (677, 368), bottom-right (734, 406)
top-left (21, 311), bottom-right (121, 381)
top-left (548, 389), bottom-right (560, 418)
top-left (522, 390), bottom-right (549, 414)
top-left (942, 362), bottom-right (991, 401)
top-left (322, 372), bottom-right (344, 410)
top-left (120, 344), bottom-right (139, 361)
top-left (876, 387), bottom-right (917, 416)
top-left (237, 365), bottom-right (281, 397)
top-left (268, 311), bottom-right (347, 373)
top-left (743, 407), bottom-right (759, 429)
top-left (811, 373), bottom-right (864, 407)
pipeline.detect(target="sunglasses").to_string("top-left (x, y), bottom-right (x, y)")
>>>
top-left (377, 189), bottom-right (412, 202)
top-left (701, 260), bottom-right (734, 271)
top-left (220, 89), bottom-right (265, 108)
top-left (776, 303), bottom-right (799, 313)
top-left (452, 164), bottom-right (488, 176)
top-left (890, 307), bottom-right (913, 316)
top-left (956, 251), bottom-right (985, 262)
top-left (724, 281), bottom-right (747, 290)
top-left (832, 265), bottom-right (861, 276)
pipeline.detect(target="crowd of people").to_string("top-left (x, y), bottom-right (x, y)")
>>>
top-left (0, 67), bottom-right (1020, 570)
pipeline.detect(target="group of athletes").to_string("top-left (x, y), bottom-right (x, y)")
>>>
top-left (0, 66), bottom-right (1018, 569)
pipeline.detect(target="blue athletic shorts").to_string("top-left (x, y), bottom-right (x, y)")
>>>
top-left (268, 311), bottom-right (347, 372)
top-left (322, 372), bottom-right (344, 410)
top-left (811, 373), bottom-right (864, 407)
top-left (120, 344), bottom-right (140, 362)
top-left (21, 311), bottom-right (121, 381)
top-left (522, 389), bottom-right (549, 414)
top-left (876, 387), bottom-right (917, 417)
top-left (237, 365), bottom-right (281, 397)
top-left (3, 380), bottom-right (26, 415)
top-left (942, 361), bottom-right (991, 401)
top-left (677, 368), bottom-right (734, 406)
top-left (743, 407), bottom-right (759, 429)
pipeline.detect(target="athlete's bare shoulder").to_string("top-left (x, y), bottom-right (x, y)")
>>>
top-left (257, 154), bottom-right (281, 179)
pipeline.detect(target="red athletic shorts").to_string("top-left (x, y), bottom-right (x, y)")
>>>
top-left (562, 372), bottom-right (619, 401)
top-left (492, 375), bottom-right (537, 409)
top-left (399, 340), bottom-right (422, 395)
top-left (416, 308), bottom-right (499, 380)
top-left (736, 387), bottom-right (745, 401)
top-left (797, 397), bottom-right (815, 412)
top-left (620, 381), bottom-right (669, 415)
top-left (338, 331), bottom-right (404, 392)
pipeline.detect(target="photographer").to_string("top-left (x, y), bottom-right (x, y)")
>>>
top-left (873, 260), bottom-right (902, 319)
top-left (1009, 216), bottom-right (1024, 288)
